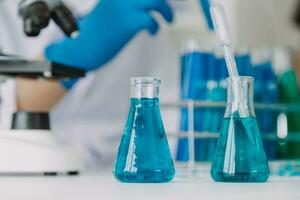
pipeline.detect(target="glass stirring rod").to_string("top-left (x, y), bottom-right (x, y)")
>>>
top-left (210, 3), bottom-right (249, 117)
top-left (210, 3), bottom-right (255, 144)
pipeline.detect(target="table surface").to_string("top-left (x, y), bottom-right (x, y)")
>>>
top-left (0, 171), bottom-right (300, 200)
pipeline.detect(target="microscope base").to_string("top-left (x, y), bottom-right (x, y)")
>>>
top-left (0, 130), bottom-right (85, 175)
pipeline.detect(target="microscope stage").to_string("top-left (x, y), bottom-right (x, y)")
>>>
top-left (0, 55), bottom-right (85, 79)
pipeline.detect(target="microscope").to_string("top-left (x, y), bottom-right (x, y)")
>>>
top-left (19, 0), bottom-right (79, 37)
top-left (0, 0), bottom-right (86, 175)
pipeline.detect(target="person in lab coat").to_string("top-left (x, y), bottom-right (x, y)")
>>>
top-left (13, 0), bottom-right (300, 167)
top-left (16, 0), bottom-right (177, 167)
top-left (13, 0), bottom-right (219, 167)
top-left (0, 0), bottom-right (212, 168)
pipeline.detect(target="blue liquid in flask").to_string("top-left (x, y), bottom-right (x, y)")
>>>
top-left (211, 77), bottom-right (270, 183)
top-left (114, 78), bottom-right (175, 183)
top-left (211, 117), bottom-right (270, 182)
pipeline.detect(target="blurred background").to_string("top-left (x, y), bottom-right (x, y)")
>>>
top-left (164, 0), bottom-right (300, 176)
top-left (1, 0), bottom-right (300, 175)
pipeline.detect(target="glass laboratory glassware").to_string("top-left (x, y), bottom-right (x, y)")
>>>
top-left (211, 76), bottom-right (270, 182)
top-left (114, 77), bottom-right (175, 183)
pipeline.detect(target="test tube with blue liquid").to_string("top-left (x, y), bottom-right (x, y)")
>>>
top-left (210, 3), bottom-right (270, 182)
top-left (252, 49), bottom-right (278, 160)
top-left (252, 59), bottom-right (264, 137)
top-left (235, 51), bottom-right (253, 76)
top-left (208, 52), bottom-right (229, 161)
top-left (177, 39), bottom-right (199, 162)
top-left (202, 52), bottom-right (223, 161)
top-left (193, 50), bottom-right (211, 161)
top-left (261, 62), bottom-right (279, 160)
top-left (176, 39), bottom-right (209, 162)
top-left (193, 50), bottom-right (210, 162)
top-left (114, 77), bottom-right (175, 183)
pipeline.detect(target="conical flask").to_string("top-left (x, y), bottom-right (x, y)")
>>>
top-left (211, 76), bottom-right (270, 182)
top-left (114, 77), bottom-right (175, 183)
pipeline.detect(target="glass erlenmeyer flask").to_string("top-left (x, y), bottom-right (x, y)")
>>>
top-left (114, 77), bottom-right (175, 183)
top-left (211, 76), bottom-right (270, 182)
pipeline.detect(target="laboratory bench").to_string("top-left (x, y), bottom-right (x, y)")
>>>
top-left (1, 170), bottom-right (300, 200)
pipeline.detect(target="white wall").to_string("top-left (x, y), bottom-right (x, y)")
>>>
top-left (216, 0), bottom-right (300, 49)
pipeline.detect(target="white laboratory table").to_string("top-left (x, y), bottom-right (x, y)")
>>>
top-left (0, 171), bottom-right (300, 200)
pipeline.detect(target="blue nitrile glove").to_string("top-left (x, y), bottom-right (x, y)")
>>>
top-left (199, 0), bottom-right (214, 30)
top-left (45, 0), bottom-right (173, 89)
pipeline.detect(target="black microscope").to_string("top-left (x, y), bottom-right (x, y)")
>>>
top-left (0, 0), bottom-right (86, 175)
top-left (19, 0), bottom-right (79, 37)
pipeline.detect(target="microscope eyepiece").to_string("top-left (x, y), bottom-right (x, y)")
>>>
top-left (19, 0), bottom-right (79, 38)
top-left (19, 1), bottom-right (51, 37)
top-left (51, 3), bottom-right (79, 38)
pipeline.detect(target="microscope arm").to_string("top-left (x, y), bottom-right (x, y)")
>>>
top-left (0, 1), bottom-right (85, 80)
top-left (0, 58), bottom-right (85, 79)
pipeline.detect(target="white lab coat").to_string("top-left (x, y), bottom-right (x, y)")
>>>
top-left (223, 0), bottom-right (300, 49)
top-left (0, 0), bottom-right (183, 167)
top-left (50, 0), bottom-right (210, 167)
top-left (0, 0), bottom-right (60, 129)
top-left (51, 27), bottom-right (181, 167)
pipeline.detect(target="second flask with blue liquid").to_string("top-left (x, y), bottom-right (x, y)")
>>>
top-left (211, 77), bottom-right (270, 182)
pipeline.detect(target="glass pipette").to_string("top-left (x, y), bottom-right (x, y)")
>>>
top-left (210, 3), bottom-right (254, 144)
top-left (210, 3), bottom-right (249, 117)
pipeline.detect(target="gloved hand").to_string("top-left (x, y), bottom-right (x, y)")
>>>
top-left (199, 0), bottom-right (214, 30)
top-left (45, 0), bottom-right (173, 89)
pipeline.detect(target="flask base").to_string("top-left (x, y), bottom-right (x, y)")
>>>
top-left (114, 169), bottom-right (175, 183)
top-left (211, 171), bottom-right (270, 183)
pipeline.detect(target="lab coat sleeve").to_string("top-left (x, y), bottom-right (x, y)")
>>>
top-left (0, 79), bottom-right (16, 130)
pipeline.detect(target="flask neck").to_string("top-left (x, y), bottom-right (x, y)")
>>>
top-left (225, 77), bottom-right (255, 118)
top-left (130, 77), bottom-right (160, 99)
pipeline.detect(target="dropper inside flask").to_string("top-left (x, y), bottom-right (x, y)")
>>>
top-left (210, 3), bottom-right (255, 142)
top-left (211, 77), bottom-right (269, 182)
top-left (211, 4), bottom-right (251, 139)
top-left (210, 4), bottom-right (270, 182)
top-left (210, 3), bottom-right (248, 116)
